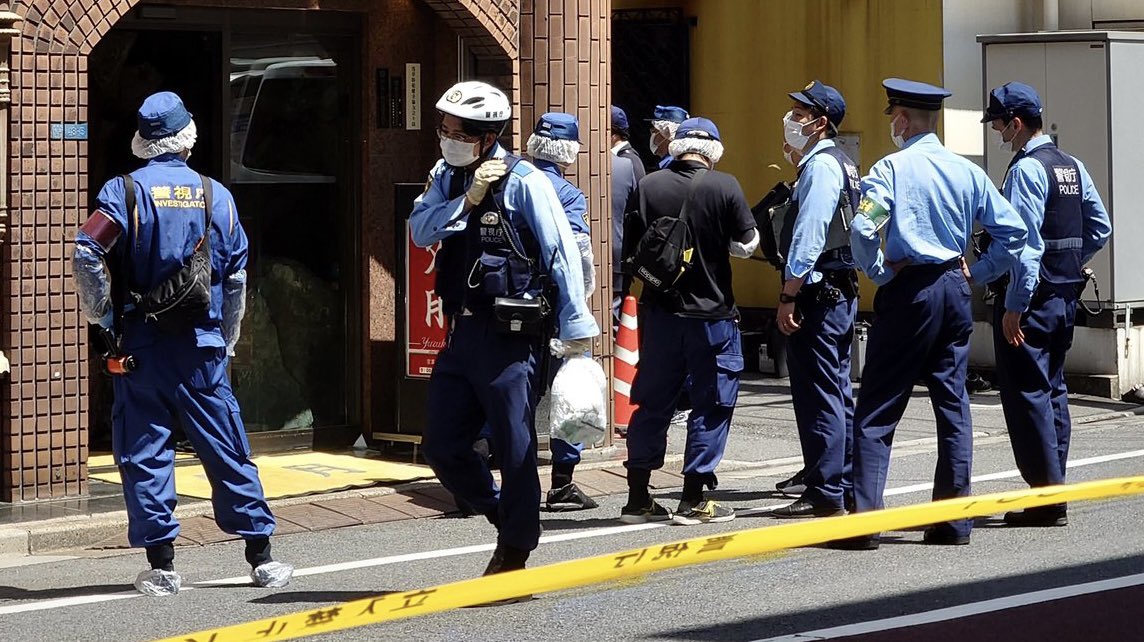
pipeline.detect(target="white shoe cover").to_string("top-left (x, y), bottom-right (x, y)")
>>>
top-left (251, 561), bottom-right (294, 588)
top-left (134, 569), bottom-right (182, 596)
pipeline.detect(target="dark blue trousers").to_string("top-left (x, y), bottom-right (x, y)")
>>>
top-left (423, 312), bottom-right (543, 551)
top-left (852, 265), bottom-right (974, 537)
top-left (625, 305), bottom-right (743, 481)
top-left (993, 290), bottom-right (1076, 488)
top-left (113, 342), bottom-right (276, 548)
top-left (786, 294), bottom-right (856, 508)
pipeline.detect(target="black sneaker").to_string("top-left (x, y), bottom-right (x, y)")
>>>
top-left (619, 499), bottom-right (673, 524)
top-left (672, 499), bottom-right (735, 525)
top-left (1004, 507), bottom-right (1068, 527)
top-left (546, 483), bottom-right (599, 512)
top-left (922, 526), bottom-right (971, 546)
top-left (776, 469), bottom-right (807, 498)
top-left (966, 372), bottom-right (992, 393)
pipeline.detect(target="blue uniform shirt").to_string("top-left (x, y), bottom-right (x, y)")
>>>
top-left (971, 134), bottom-right (1111, 306)
top-left (409, 144), bottom-right (599, 341)
top-left (76, 154), bottom-right (248, 350)
top-left (852, 132), bottom-right (1031, 311)
top-left (786, 139), bottom-right (852, 283)
top-left (533, 159), bottom-right (590, 236)
top-left (657, 155), bottom-right (673, 170)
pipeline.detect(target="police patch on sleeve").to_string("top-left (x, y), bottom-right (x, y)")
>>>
top-left (857, 197), bottom-right (890, 231)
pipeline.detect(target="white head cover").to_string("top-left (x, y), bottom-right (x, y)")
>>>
top-left (668, 134), bottom-right (724, 164)
top-left (526, 134), bottom-right (581, 166)
top-left (131, 120), bottom-right (198, 160)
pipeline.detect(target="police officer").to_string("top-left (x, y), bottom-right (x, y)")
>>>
top-left (834, 79), bottom-right (1033, 549)
top-left (621, 118), bottom-right (758, 526)
top-left (410, 82), bottom-right (598, 576)
top-left (525, 112), bottom-right (598, 512)
top-left (648, 105), bottom-right (690, 170)
top-left (976, 82), bottom-right (1111, 527)
top-left (611, 105), bottom-right (646, 182)
top-left (72, 92), bottom-right (293, 595)
top-left (770, 81), bottom-right (859, 518)
top-left (611, 147), bottom-right (640, 329)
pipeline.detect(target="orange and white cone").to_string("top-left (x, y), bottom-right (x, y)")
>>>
top-left (613, 295), bottom-right (640, 435)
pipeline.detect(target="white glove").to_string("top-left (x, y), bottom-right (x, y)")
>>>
top-left (729, 228), bottom-right (760, 259)
top-left (576, 233), bottom-right (596, 298)
top-left (466, 159), bottom-right (508, 206)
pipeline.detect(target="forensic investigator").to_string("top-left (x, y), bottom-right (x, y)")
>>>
top-left (73, 92), bottom-right (292, 596)
top-left (525, 111), bottom-right (598, 512)
top-left (770, 81), bottom-right (860, 519)
top-left (834, 79), bottom-right (1032, 549)
top-left (647, 105), bottom-right (690, 170)
top-left (410, 81), bottom-right (598, 577)
top-left (976, 81), bottom-right (1111, 527)
top-left (621, 118), bottom-right (757, 526)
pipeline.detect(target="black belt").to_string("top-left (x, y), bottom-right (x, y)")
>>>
top-left (898, 258), bottom-right (960, 277)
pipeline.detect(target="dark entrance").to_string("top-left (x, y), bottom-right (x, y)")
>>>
top-left (86, 6), bottom-right (362, 455)
top-left (611, 8), bottom-right (692, 172)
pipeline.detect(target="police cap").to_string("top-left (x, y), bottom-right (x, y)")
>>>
top-left (981, 81), bottom-right (1043, 123)
top-left (137, 92), bottom-right (193, 140)
top-left (789, 80), bottom-right (847, 129)
top-left (673, 117), bottom-right (721, 142)
top-left (882, 78), bottom-right (951, 114)
top-left (647, 105), bottom-right (690, 124)
top-left (533, 112), bottom-right (581, 143)
top-left (611, 105), bottom-right (630, 132)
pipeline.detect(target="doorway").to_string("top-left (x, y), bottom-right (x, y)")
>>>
top-left (86, 6), bottom-right (362, 454)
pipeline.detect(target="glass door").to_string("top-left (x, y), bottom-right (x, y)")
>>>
top-left (224, 24), bottom-right (360, 437)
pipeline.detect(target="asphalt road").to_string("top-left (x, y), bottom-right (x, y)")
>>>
top-left (1, 389), bottom-right (1142, 642)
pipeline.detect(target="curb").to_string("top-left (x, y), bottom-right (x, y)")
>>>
top-left (1073, 405), bottom-right (1144, 425)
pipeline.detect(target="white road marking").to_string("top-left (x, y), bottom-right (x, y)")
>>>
top-left (752, 572), bottom-right (1144, 641)
top-left (0, 449), bottom-right (1141, 616)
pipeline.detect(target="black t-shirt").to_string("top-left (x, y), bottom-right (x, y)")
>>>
top-left (633, 159), bottom-right (756, 319)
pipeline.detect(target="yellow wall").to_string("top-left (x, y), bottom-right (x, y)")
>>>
top-left (614, 0), bottom-right (945, 310)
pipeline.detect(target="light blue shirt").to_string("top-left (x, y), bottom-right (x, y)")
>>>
top-left (785, 139), bottom-right (852, 284)
top-left (971, 134), bottom-right (1111, 308)
top-left (409, 144), bottom-right (599, 341)
top-left (852, 132), bottom-right (1031, 311)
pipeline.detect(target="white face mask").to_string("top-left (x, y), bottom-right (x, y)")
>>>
top-left (994, 120), bottom-right (1017, 152)
top-left (650, 131), bottom-right (664, 155)
top-left (782, 111), bottom-right (813, 152)
top-left (440, 137), bottom-right (480, 167)
top-left (889, 114), bottom-right (907, 149)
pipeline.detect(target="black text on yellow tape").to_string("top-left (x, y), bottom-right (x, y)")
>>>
top-left (156, 476), bottom-right (1144, 642)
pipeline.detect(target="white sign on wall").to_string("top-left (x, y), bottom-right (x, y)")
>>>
top-left (406, 63), bottom-right (421, 131)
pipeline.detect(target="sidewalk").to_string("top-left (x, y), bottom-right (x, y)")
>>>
top-left (1, 373), bottom-right (1140, 558)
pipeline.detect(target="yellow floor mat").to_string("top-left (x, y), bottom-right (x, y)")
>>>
top-left (89, 452), bottom-right (435, 500)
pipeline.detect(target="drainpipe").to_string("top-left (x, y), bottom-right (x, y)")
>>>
top-left (1043, 0), bottom-right (1059, 31)
top-left (0, 11), bottom-right (20, 377)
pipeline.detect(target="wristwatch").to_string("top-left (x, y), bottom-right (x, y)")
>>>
top-left (779, 293), bottom-right (798, 304)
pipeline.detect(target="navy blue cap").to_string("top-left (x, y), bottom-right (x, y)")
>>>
top-left (533, 112), bottom-right (581, 142)
top-left (981, 81), bottom-right (1043, 123)
top-left (137, 91), bottom-right (193, 140)
top-left (648, 105), bottom-right (689, 124)
top-left (673, 117), bottom-right (720, 142)
top-left (882, 78), bottom-right (951, 114)
top-left (789, 80), bottom-right (847, 129)
top-left (611, 105), bottom-right (630, 131)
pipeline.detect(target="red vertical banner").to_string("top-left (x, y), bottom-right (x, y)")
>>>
top-left (404, 223), bottom-right (448, 378)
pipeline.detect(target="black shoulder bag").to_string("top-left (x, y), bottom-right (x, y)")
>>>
top-left (626, 168), bottom-right (708, 293)
top-left (123, 173), bottom-right (215, 332)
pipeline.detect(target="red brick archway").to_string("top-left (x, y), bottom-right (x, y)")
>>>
top-left (0, 0), bottom-right (518, 501)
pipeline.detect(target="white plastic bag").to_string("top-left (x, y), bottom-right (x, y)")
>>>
top-left (547, 343), bottom-right (607, 446)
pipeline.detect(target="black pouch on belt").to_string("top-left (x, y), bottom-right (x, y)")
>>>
top-left (493, 297), bottom-right (549, 336)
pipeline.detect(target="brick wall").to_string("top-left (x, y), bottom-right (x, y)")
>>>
top-left (518, 0), bottom-right (614, 412)
top-left (0, 0), bottom-right (518, 502)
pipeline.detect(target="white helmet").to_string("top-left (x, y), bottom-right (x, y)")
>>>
top-left (436, 81), bottom-right (512, 131)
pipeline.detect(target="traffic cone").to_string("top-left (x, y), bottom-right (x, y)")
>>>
top-left (613, 295), bottom-right (640, 434)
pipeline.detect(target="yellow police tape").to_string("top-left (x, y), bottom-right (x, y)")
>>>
top-left (156, 475), bottom-right (1144, 642)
